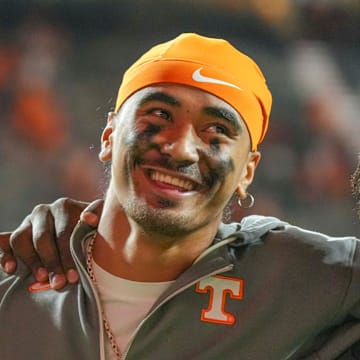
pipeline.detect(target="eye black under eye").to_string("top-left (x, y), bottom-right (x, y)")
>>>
top-left (210, 138), bottom-right (220, 149)
top-left (143, 123), bottom-right (161, 136)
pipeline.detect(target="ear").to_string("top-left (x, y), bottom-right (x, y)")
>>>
top-left (98, 112), bottom-right (116, 162)
top-left (235, 151), bottom-right (261, 199)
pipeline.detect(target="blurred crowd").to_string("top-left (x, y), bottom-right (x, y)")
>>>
top-left (0, 11), bottom-right (104, 229)
top-left (0, 0), bottom-right (359, 236)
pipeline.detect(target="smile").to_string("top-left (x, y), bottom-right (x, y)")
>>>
top-left (149, 170), bottom-right (197, 191)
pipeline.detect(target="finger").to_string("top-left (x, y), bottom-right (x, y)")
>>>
top-left (50, 198), bottom-right (86, 284)
top-left (0, 232), bottom-right (17, 273)
top-left (30, 205), bottom-right (67, 289)
top-left (53, 226), bottom-right (78, 284)
top-left (80, 199), bottom-right (104, 227)
top-left (10, 216), bottom-right (47, 282)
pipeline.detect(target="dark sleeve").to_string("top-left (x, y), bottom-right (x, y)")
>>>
top-left (336, 340), bottom-right (360, 359)
top-left (301, 240), bottom-right (360, 360)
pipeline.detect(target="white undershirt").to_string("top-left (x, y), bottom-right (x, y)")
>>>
top-left (93, 259), bottom-right (174, 359)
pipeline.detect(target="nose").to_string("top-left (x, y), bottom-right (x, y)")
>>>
top-left (160, 126), bottom-right (200, 164)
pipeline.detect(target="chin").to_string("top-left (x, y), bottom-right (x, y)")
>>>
top-left (124, 198), bottom-right (198, 237)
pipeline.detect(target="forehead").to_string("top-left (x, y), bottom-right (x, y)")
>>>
top-left (125, 84), bottom-right (240, 115)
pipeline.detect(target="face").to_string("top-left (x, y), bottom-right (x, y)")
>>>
top-left (351, 155), bottom-right (360, 220)
top-left (100, 84), bottom-right (260, 236)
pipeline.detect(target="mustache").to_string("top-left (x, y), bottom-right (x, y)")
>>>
top-left (137, 156), bottom-right (219, 187)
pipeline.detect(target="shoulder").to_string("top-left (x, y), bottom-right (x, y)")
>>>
top-left (264, 220), bottom-right (359, 266)
top-left (228, 216), bottom-right (360, 319)
top-left (226, 214), bottom-right (359, 277)
top-left (256, 218), bottom-right (360, 310)
top-left (234, 214), bottom-right (359, 261)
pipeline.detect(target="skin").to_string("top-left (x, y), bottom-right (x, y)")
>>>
top-left (93, 84), bottom-right (261, 282)
top-left (0, 199), bottom-right (102, 289)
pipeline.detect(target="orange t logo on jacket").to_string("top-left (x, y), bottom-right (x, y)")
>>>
top-left (195, 275), bottom-right (244, 325)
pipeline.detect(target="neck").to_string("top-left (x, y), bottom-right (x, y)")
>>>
top-left (92, 197), bottom-right (221, 282)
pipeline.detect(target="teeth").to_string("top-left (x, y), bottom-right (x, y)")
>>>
top-left (150, 171), bottom-right (195, 191)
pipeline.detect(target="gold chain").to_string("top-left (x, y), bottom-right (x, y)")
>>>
top-left (86, 233), bottom-right (121, 360)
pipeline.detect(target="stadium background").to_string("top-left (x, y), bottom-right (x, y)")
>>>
top-left (0, 0), bottom-right (359, 236)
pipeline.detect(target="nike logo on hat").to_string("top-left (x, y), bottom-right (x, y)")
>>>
top-left (192, 68), bottom-right (243, 90)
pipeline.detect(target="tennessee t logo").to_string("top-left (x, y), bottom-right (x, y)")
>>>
top-left (195, 275), bottom-right (244, 325)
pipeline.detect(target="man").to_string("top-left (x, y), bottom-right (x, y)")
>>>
top-left (0, 33), bottom-right (359, 360)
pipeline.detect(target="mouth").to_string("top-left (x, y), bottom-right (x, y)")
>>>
top-left (143, 167), bottom-right (202, 193)
top-left (149, 170), bottom-right (196, 191)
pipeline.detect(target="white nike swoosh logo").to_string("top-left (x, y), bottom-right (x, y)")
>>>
top-left (192, 68), bottom-right (243, 91)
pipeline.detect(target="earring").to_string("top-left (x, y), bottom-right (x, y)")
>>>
top-left (237, 192), bottom-right (255, 209)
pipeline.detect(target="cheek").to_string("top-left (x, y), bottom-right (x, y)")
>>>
top-left (203, 149), bottom-right (235, 187)
top-left (214, 153), bottom-right (235, 177)
top-left (111, 127), bottom-right (141, 173)
top-left (122, 127), bottom-right (161, 164)
top-left (121, 124), bottom-right (139, 146)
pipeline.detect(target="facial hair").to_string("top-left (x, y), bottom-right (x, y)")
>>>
top-left (122, 195), bottom-right (194, 237)
top-left (119, 152), bottom-right (234, 238)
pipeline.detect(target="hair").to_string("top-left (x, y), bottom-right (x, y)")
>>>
top-left (351, 154), bottom-right (360, 219)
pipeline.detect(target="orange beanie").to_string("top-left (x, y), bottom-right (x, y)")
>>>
top-left (115, 33), bottom-right (272, 150)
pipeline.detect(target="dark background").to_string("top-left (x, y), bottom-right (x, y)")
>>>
top-left (0, 0), bottom-right (359, 236)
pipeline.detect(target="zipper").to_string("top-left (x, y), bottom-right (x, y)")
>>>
top-left (71, 231), bottom-right (106, 360)
top-left (120, 263), bottom-right (234, 359)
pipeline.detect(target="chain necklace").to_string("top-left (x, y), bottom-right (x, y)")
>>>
top-left (86, 233), bottom-right (121, 360)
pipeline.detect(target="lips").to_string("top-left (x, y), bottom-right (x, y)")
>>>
top-left (149, 170), bottom-right (196, 191)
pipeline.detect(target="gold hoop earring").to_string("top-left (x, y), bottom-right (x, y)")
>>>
top-left (237, 192), bottom-right (255, 209)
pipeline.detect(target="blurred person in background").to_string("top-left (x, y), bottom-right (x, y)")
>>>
top-left (0, 13), bottom-right (103, 229)
top-left (0, 33), bottom-right (359, 360)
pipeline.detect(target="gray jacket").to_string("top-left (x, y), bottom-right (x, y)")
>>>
top-left (0, 215), bottom-right (359, 360)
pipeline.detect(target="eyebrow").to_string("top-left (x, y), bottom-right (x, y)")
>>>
top-left (139, 91), bottom-right (181, 107)
top-left (204, 106), bottom-right (242, 132)
top-left (139, 90), bottom-right (242, 132)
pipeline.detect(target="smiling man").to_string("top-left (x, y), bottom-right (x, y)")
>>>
top-left (0, 33), bottom-right (359, 360)
top-left (94, 83), bottom-right (260, 288)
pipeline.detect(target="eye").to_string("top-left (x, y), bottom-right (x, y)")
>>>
top-left (139, 108), bottom-right (171, 135)
top-left (206, 124), bottom-right (230, 136)
top-left (152, 109), bottom-right (171, 120)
